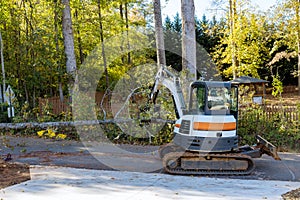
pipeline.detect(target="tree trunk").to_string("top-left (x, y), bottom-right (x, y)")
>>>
top-left (0, 31), bottom-right (5, 103)
top-left (74, 9), bottom-right (84, 64)
top-left (10, 5), bottom-right (22, 96)
top-left (181, 0), bottom-right (196, 80)
top-left (54, 0), bottom-right (64, 102)
top-left (120, 3), bottom-right (125, 64)
top-left (97, 0), bottom-right (109, 89)
top-left (0, 119), bottom-right (174, 130)
top-left (24, 82), bottom-right (29, 103)
top-left (62, 0), bottom-right (77, 77)
top-left (296, 0), bottom-right (300, 95)
top-left (125, 2), bottom-right (131, 64)
top-left (153, 0), bottom-right (166, 69)
top-left (229, 0), bottom-right (238, 79)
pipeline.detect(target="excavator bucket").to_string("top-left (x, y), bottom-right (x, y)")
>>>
top-left (255, 135), bottom-right (281, 160)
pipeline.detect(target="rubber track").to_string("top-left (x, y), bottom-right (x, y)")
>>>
top-left (162, 152), bottom-right (255, 175)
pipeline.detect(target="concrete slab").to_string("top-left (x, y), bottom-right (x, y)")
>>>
top-left (0, 166), bottom-right (299, 200)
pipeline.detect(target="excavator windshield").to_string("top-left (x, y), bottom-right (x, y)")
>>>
top-left (189, 81), bottom-right (237, 115)
top-left (207, 87), bottom-right (230, 110)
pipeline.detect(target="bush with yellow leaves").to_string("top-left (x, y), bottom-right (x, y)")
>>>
top-left (37, 129), bottom-right (67, 140)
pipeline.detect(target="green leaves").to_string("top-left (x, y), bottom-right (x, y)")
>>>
top-left (214, 2), bottom-right (267, 79)
top-left (239, 106), bottom-right (300, 151)
top-left (271, 75), bottom-right (283, 98)
top-left (0, 0), bottom-right (152, 109)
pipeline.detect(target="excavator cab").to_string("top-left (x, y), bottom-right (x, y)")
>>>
top-left (189, 81), bottom-right (238, 117)
top-left (172, 81), bottom-right (239, 153)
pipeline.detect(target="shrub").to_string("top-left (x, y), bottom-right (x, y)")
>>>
top-left (238, 105), bottom-right (300, 152)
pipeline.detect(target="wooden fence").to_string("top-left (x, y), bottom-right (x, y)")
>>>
top-left (39, 96), bottom-right (71, 115)
top-left (38, 92), bottom-right (110, 115)
top-left (264, 105), bottom-right (299, 121)
top-left (239, 105), bottom-right (299, 124)
top-left (40, 94), bottom-right (299, 124)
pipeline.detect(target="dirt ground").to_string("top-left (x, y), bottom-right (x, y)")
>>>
top-left (0, 159), bottom-right (30, 189)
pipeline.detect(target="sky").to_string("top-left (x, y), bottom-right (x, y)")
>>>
top-left (161, 0), bottom-right (278, 19)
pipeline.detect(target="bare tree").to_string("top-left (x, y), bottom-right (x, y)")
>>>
top-left (181, 0), bottom-right (196, 80)
top-left (153, 0), bottom-right (166, 69)
top-left (62, 0), bottom-right (77, 78)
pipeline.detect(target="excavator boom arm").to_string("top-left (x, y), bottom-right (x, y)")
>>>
top-left (149, 67), bottom-right (187, 118)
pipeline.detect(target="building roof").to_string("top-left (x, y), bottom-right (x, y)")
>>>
top-left (231, 76), bottom-right (269, 84)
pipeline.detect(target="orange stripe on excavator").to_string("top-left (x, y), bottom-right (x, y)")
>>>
top-left (193, 122), bottom-right (236, 131)
top-left (175, 124), bottom-right (181, 128)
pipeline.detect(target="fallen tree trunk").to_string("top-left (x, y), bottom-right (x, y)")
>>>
top-left (0, 119), bottom-right (175, 130)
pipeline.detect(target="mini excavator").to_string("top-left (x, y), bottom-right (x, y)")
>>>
top-left (149, 66), bottom-right (280, 175)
